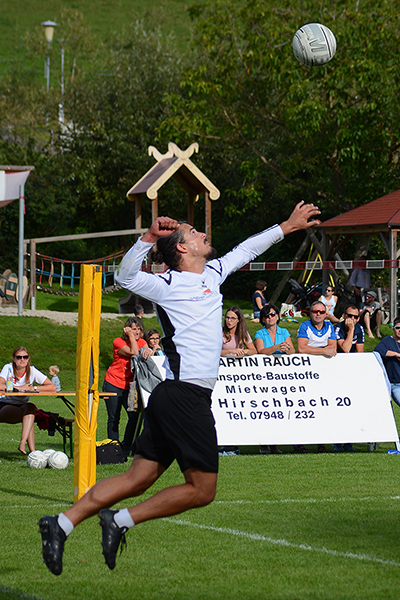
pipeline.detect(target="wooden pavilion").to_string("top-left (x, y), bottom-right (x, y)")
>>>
top-left (126, 142), bottom-right (220, 242)
top-left (317, 188), bottom-right (400, 320)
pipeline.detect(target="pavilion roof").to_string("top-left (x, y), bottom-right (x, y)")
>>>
top-left (126, 143), bottom-right (220, 201)
top-left (318, 189), bottom-right (400, 232)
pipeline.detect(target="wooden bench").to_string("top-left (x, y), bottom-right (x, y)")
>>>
top-left (47, 413), bottom-right (75, 458)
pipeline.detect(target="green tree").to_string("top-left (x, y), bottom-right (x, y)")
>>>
top-left (163, 0), bottom-right (400, 228)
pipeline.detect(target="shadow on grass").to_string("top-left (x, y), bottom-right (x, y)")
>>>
top-left (0, 486), bottom-right (72, 506)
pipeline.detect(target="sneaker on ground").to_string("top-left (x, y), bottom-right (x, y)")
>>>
top-left (38, 515), bottom-right (66, 576)
top-left (99, 509), bottom-right (128, 570)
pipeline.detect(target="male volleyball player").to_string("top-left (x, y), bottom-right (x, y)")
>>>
top-left (38, 201), bottom-right (320, 575)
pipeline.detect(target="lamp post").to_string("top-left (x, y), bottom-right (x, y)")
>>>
top-left (41, 20), bottom-right (58, 92)
top-left (58, 39), bottom-right (65, 124)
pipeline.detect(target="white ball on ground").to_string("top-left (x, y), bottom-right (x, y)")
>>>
top-left (292, 23), bottom-right (336, 67)
top-left (48, 451), bottom-right (69, 470)
top-left (27, 450), bottom-right (48, 469)
top-left (42, 448), bottom-right (56, 465)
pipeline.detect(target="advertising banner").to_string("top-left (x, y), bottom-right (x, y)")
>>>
top-left (141, 354), bottom-right (399, 446)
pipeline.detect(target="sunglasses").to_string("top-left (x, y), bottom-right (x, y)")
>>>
top-left (344, 313), bottom-right (358, 319)
top-left (15, 355), bottom-right (29, 360)
top-left (394, 326), bottom-right (400, 331)
top-left (311, 310), bottom-right (325, 315)
top-left (265, 312), bottom-right (277, 318)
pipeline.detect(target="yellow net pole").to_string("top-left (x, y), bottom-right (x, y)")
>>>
top-left (73, 264), bottom-right (102, 503)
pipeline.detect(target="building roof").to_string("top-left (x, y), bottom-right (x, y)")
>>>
top-left (318, 189), bottom-right (400, 232)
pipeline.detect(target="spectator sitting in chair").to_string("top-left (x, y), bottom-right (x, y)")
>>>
top-left (334, 305), bottom-right (364, 354)
top-left (0, 347), bottom-right (56, 454)
top-left (297, 301), bottom-right (337, 358)
top-left (359, 291), bottom-right (382, 339)
top-left (297, 300), bottom-right (337, 453)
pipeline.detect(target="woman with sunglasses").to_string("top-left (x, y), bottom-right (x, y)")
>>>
top-left (0, 346), bottom-right (56, 454)
top-left (254, 304), bottom-right (295, 355)
top-left (318, 285), bottom-right (339, 323)
top-left (222, 306), bottom-right (256, 356)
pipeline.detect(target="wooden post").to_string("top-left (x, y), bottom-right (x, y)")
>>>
top-left (152, 195), bottom-right (158, 223)
top-left (188, 193), bottom-right (195, 225)
top-left (135, 195), bottom-right (142, 230)
top-left (321, 231), bottom-right (329, 292)
top-left (30, 239), bottom-right (36, 310)
top-left (270, 235), bottom-right (311, 304)
top-left (205, 191), bottom-right (212, 244)
top-left (389, 229), bottom-right (398, 321)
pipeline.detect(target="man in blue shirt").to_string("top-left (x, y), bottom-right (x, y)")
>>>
top-left (297, 301), bottom-right (337, 358)
top-left (334, 305), bottom-right (364, 353)
top-left (297, 300), bottom-right (337, 453)
top-left (374, 316), bottom-right (400, 407)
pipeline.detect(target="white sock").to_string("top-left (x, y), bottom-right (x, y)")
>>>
top-left (57, 513), bottom-right (74, 536)
top-left (113, 508), bottom-right (135, 529)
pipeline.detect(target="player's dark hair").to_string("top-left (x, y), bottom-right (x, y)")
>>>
top-left (150, 226), bottom-right (186, 271)
top-left (260, 303), bottom-right (280, 326)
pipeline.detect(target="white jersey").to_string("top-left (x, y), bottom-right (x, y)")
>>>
top-left (115, 225), bottom-right (283, 385)
top-left (0, 363), bottom-right (47, 404)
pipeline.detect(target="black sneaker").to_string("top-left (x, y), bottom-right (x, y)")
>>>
top-left (38, 516), bottom-right (66, 576)
top-left (98, 509), bottom-right (128, 570)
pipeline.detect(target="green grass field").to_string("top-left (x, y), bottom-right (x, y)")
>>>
top-left (1, 304), bottom-right (400, 599)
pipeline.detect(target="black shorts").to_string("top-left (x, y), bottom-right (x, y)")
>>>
top-left (134, 380), bottom-right (218, 473)
top-left (0, 401), bottom-right (24, 411)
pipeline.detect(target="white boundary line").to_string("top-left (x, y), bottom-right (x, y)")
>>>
top-left (214, 495), bottom-right (400, 505)
top-left (166, 518), bottom-right (400, 568)
top-left (4, 495), bottom-right (400, 510)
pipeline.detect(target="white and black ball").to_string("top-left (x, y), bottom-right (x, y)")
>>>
top-left (48, 451), bottom-right (69, 470)
top-left (27, 450), bottom-right (47, 469)
top-left (292, 23), bottom-right (337, 67)
top-left (42, 448), bottom-right (56, 465)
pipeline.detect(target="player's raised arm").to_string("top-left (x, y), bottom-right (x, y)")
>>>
top-left (280, 201), bottom-right (321, 236)
top-left (142, 217), bottom-right (180, 244)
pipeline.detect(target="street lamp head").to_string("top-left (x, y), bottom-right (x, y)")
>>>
top-left (41, 20), bottom-right (58, 43)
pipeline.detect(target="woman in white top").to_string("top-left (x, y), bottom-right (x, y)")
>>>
top-left (319, 285), bottom-right (339, 323)
top-left (0, 346), bottom-right (56, 454)
top-left (221, 306), bottom-right (256, 356)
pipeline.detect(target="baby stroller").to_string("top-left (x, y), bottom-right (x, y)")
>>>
top-left (286, 279), bottom-right (322, 315)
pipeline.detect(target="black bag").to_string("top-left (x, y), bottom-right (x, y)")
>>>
top-left (96, 440), bottom-right (127, 465)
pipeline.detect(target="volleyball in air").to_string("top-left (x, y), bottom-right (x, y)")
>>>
top-left (292, 23), bottom-right (336, 67)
